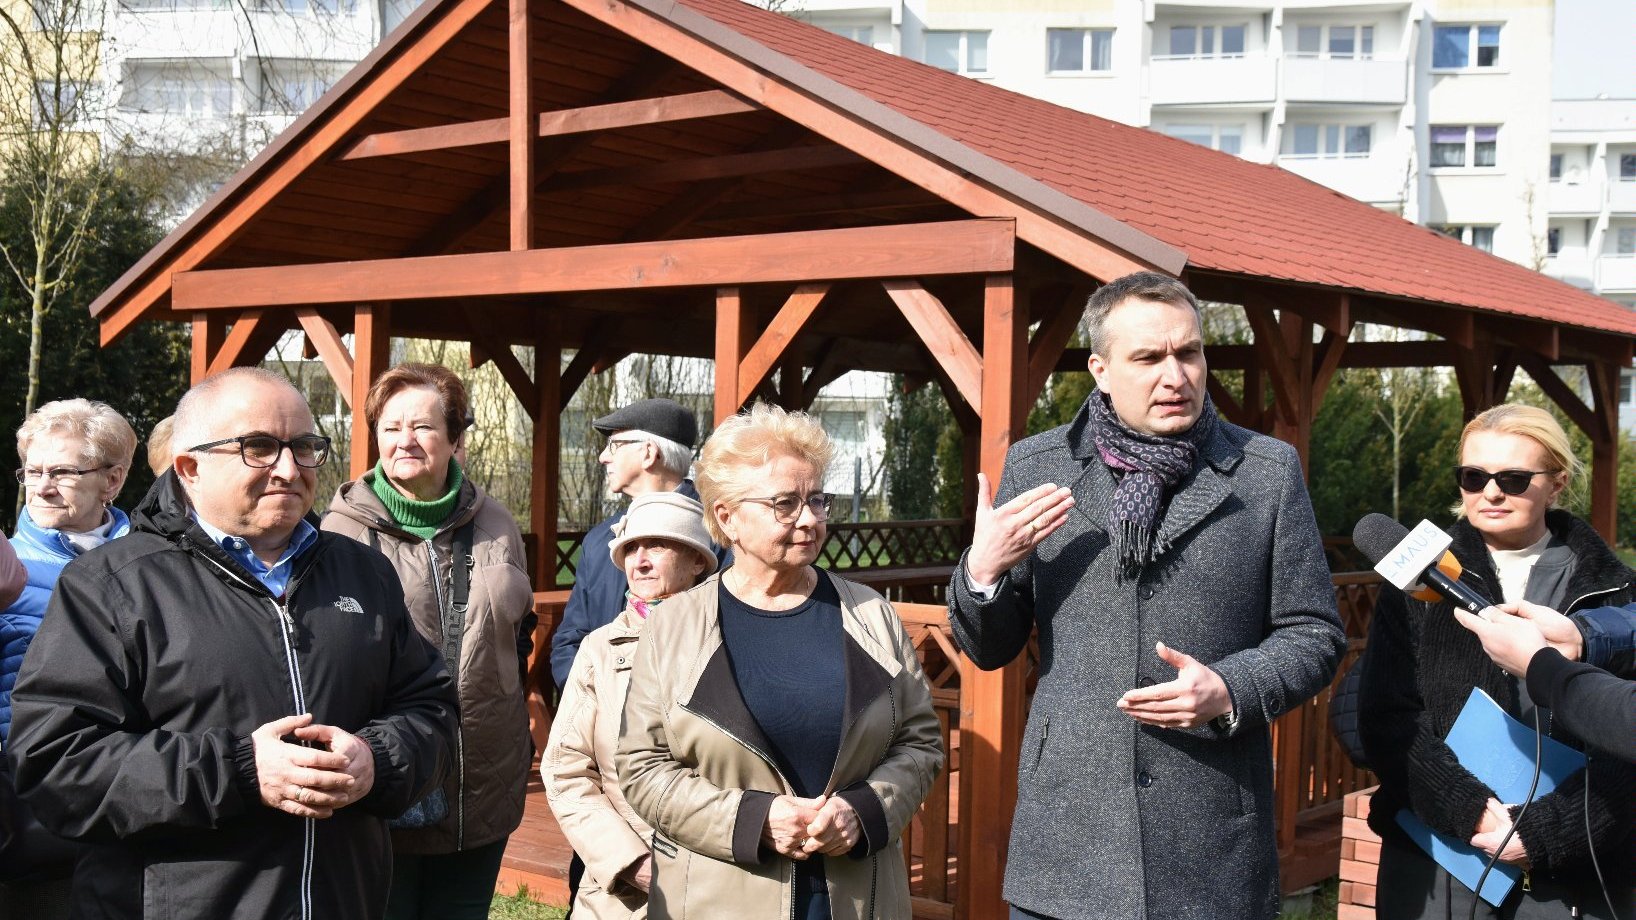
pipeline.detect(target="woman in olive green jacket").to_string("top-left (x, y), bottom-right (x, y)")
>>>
top-left (322, 363), bottom-right (535, 920)
top-left (616, 404), bottom-right (943, 920)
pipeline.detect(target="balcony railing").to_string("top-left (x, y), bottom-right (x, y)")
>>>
top-left (1598, 254), bottom-right (1636, 293)
top-left (1150, 52), bottom-right (1277, 106)
top-left (1281, 55), bottom-right (1407, 105)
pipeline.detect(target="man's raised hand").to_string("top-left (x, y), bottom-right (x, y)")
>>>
top-left (965, 473), bottom-right (1074, 587)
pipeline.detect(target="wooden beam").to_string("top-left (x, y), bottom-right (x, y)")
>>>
top-left (704, 186), bottom-right (941, 222)
top-left (509, 0), bottom-right (534, 252)
top-left (350, 303), bottom-right (391, 480)
top-left (714, 287), bottom-right (751, 424)
top-left (338, 90), bottom-right (758, 160)
top-left (963, 272), bottom-right (1027, 920)
top-left (190, 313), bottom-right (226, 384)
top-left (463, 305), bottom-right (538, 418)
top-left (532, 315), bottom-right (562, 587)
top-left (295, 308), bottom-right (355, 406)
top-left (1587, 360), bottom-right (1620, 543)
top-left (882, 280), bottom-right (982, 410)
top-left (175, 220), bottom-right (1016, 309)
top-left (205, 310), bottom-right (269, 377)
top-left (559, 328), bottom-right (610, 411)
top-left (1206, 372), bottom-right (1248, 426)
top-left (1516, 354), bottom-right (1600, 439)
top-left (96, 0), bottom-right (496, 346)
top-left (536, 144), bottom-right (862, 194)
top-left (737, 284), bottom-right (830, 398)
top-left (1309, 329), bottom-right (1350, 415)
top-left (555, 0), bottom-right (1175, 288)
top-left (1243, 306), bottom-right (1298, 422)
top-left (624, 123), bottom-right (807, 242)
top-left (1026, 284), bottom-right (1090, 405)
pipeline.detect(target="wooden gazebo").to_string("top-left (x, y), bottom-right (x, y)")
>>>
top-left (88, 0), bottom-right (1636, 915)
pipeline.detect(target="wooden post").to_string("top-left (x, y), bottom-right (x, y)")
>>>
top-left (533, 317), bottom-right (561, 588)
top-left (190, 313), bottom-right (225, 384)
top-left (1276, 312), bottom-right (1315, 471)
top-left (508, 0), bottom-right (533, 252)
top-left (350, 303), bottom-right (391, 480)
top-left (1588, 359), bottom-right (1620, 544)
top-left (714, 287), bottom-right (751, 424)
top-left (960, 274), bottom-right (1026, 920)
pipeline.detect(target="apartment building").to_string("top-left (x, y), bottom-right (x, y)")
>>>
top-left (795, 0), bottom-right (1552, 268)
top-left (1543, 97), bottom-right (1636, 425)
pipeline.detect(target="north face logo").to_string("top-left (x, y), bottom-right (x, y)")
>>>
top-left (334, 596), bottom-right (364, 614)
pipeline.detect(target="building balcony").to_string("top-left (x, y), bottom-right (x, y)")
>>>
top-left (1281, 56), bottom-right (1407, 106)
top-left (1610, 180), bottom-right (1636, 216)
top-left (1548, 179), bottom-right (1605, 215)
top-left (1149, 54), bottom-right (1276, 107)
top-left (1275, 155), bottom-right (1405, 207)
top-left (1600, 255), bottom-right (1636, 293)
top-left (1542, 255), bottom-right (1596, 290)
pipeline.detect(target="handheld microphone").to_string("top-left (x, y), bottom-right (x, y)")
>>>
top-left (1351, 514), bottom-right (1494, 615)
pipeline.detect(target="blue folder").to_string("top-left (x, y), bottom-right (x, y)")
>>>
top-left (1395, 687), bottom-right (1587, 906)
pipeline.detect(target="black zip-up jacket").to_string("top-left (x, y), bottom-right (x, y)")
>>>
top-left (1359, 510), bottom-right (1636, 885)
top-left (6, 474), bottom-right (457, 920)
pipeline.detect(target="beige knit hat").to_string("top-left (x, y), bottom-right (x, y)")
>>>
top-left (609, 492), bottom-right (717, 574)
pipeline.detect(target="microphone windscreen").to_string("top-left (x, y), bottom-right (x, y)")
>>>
top-left (1352, 513), bottom-right (1410, 567)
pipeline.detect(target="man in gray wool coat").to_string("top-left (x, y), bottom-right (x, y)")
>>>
top-left (948, 271), bottom-right (1346, 920)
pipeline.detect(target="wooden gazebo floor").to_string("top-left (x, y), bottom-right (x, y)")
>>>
top-left (494, 778), bottom-right (1345, 910)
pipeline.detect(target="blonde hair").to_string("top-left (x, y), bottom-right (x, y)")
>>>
top-left (695, 402), bottom-right (834, 545)
top-left (147, 416), bottom-right (176, 476)
top-left (1454, 403), bottom-right (1581, 515)
top-left (16, 398), bottom-right (138, 472)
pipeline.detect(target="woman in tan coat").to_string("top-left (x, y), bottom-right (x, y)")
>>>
top-left (543, 491), bottom-right (716, 919)
top-left (322, 363), bottom-right (535, 920)
top-left (617, 403), bottom-right (943, 920)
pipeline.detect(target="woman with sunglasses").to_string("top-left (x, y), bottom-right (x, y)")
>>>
top-left (1359, 403), bottom-right (1636, 919)
top-left (616, 403), bottom-right (943, 920)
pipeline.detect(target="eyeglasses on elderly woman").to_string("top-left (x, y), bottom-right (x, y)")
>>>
top-left (15, 465), bottom-right (111, 486)
top-left (738, 491), bottom-right (834, 524)
top-left (188, 435), bottom-right (333, 469)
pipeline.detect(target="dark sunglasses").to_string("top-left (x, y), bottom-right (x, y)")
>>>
top-left (1454, 466), bottom-right (1554, 496)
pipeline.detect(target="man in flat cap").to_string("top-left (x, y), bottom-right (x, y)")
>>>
top-left (550, 397), bottom-right (711, 689)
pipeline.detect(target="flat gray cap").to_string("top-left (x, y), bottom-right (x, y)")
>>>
top-left (592, 397), bottom-right (699, 448)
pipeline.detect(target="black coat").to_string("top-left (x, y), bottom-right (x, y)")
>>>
top-left (6, 474), bottom-right (457, 920)
top-left (1359, 510), bottom-right (1636, 884)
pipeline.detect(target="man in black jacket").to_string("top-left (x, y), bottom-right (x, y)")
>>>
top-left (7, 367), bottom-right (457, 920)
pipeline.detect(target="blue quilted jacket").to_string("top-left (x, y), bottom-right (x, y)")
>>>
top-left (1, 506), bottom-right (132, 741)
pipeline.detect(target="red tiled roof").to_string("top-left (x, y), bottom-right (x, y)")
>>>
top-left (675, 0), bottom-right (1636, 337)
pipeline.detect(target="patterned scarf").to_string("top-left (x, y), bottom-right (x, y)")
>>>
top-left (1087, 389), bottom-right (1218, 579)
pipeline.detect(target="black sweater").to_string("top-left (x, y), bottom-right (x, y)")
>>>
top-left (1358, 510), bottom-right (1636, 878)
top-left (1527, 648), bottom-right (1636, 764)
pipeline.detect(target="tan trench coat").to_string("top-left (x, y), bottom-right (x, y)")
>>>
top-left (543, 604), bottom-right (653, 919)
top-left (617, 572), bottom-right (944, 920)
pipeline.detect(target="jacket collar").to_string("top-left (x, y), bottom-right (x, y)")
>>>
top-left (1449, 510), bottom-right (1634, 608)
top-left (327, 472), bottom-right (481, 541)
top-left (133, 470), bottom-right (325, 596)
top-left (14, 504), bottom-right (132, 560)
top-left (678, 571), bottom-right (900, 791)
top-left (1065, 396), bottom-right (1244, 554)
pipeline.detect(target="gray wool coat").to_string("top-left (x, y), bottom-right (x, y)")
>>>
top-left (948, 406), bottom-right (1345, 920)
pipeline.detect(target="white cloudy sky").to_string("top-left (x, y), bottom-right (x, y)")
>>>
top-left (1554, 0), bottom-right (1636, 99)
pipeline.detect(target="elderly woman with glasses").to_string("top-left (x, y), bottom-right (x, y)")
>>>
top-left (322, 363), bottom-right (535, 920)
top-left (617, 403), bottom-right (943, 920)
top-left (4, 399), bottom-right (137, 743)
top-left (1359, 403), bottom-right (1636, 919)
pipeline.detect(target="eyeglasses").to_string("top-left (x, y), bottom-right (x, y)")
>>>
top-left (188, 435), bottom-right (332, 469)
top-left (740, 492), bottom-right (834, 524)
top-left (601, 438), bottom-right (646, 456)
top-left (1454, 466), bottom-right (1554, 496)
top-left (15, 465), bottom-right (110, 486)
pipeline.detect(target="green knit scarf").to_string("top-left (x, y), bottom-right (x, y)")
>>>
top-left (369, 459), bottom-right (464, 540)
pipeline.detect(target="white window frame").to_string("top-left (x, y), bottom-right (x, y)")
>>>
top-left (826, 25), bottom-right (874, 46)
top-left (1431, 23), bottom-right (1502, 71)
top-left (1429, 125), bottom-right (1499, 171)
top-left (1281, 122), bottom-right (1372, 159)
top-left (1287, 23), bottom-right (1375, 60)
top-left (1432, 225), bottom-right (1496, 253)
top-left (1046, 27), bottom-right (1115, 74)
top-left (30, 80), bottom-right (84, 127)
top-left (118, 59), bottom-right (235, 118)
top-left (923, 30), bottom-right (989, 76)
top-left (1155, 23), bottom-right (1248, 60)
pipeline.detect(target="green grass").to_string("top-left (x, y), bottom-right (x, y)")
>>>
top-left (489, 886), bottom-right (566, 920)
top-left (1279, 877), bottom-right (1340, 920)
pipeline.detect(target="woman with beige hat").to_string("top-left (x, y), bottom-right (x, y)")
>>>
top-left (542, 491), bottom-right (716, 919)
